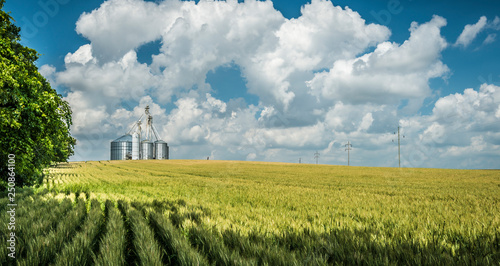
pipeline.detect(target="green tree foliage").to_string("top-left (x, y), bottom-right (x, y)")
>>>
top-left (0, 0), bottom-right (75, 190)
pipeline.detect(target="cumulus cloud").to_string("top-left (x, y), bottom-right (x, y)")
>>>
top-left (75, 0), bottom-right (389, 109)
top-left (43, 0), bottom-right (500, 168)
top-left (401, 83), bottom-right (500, 168)
top-left (150, 0), bottom-right (285, 104)
top-left (76, 0), bottom-right (175, 61)
top-left (307, 15), bottom-right (448, 110)
top-left (431, 84), bottom-right (500, 131)
top-left (242, 0), bottom-right (390, 109)
top-left (64, 44), bottom-right (96, 65)
top-left (56, 50), bottom-right (157, 106)
top-left (63, 91), bottom-right (109, 135)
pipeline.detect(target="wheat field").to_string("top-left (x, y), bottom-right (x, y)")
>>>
top-left (1, 160), bottom-right (499, 264)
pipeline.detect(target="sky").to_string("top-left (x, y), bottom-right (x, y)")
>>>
top-left (4, 0), bottom-right (500, 169)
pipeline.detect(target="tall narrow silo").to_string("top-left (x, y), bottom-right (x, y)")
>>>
top-left (132, 132), bottom-right (140, 160)
top-left (155, 140), bottom-right (169, 160)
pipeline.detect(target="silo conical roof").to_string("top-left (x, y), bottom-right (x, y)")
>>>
top-left (112, 134), bottom-right (132, 142)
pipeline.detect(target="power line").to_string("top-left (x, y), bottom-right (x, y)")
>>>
top-left (344, 141), bottom-right (352, 166)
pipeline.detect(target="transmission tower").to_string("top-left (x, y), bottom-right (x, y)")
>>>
top-left (344, 141), bottom-right (352, 166)
top-left (314, 151), bottom-right (320, 165)
top-left (392, 126), bottom-right (405, 167)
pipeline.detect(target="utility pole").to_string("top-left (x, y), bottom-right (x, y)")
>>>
top-left (393, 126), bottom-right (405, 168)
top-left (314, 151), bottom-right (320, 165)
top-left (398, 126), bottom-right (400, 168)
top-left (344, 141), bottom-right (352, 166)
top-left (299, 158), bottom-right (301, 164)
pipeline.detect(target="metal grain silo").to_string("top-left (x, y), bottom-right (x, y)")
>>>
top-left (141, 141), bottom-right (154, 160)
top-left (132, 132), bottom-right (140, 160)
top-left (155, 140), bottom-right (169, 160)
top-left (110, 134), bottom-right (132, 160)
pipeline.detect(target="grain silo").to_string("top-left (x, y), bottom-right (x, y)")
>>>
top-left (131, 132), bottom-right (140, 160)
top-left (141, 141), bottom-right (154, 159)
top-left (110, 134), bottom-right (132, 160)
top-left (110, 105), bottom-right (169, 160)
top-left (155, 140), bottom-right (169, 159)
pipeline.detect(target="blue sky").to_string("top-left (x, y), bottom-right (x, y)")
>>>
top-left (4, 0), bottom-right (500, 168)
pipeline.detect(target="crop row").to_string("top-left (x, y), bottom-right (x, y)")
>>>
top-left (93, 200), bottom-right (126, 265)
top-left (0, 193), bottom-right (107, 264)
top-left (125, 200), bottom-right (500, 265)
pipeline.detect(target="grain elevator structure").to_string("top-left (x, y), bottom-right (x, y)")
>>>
top-left (110, 106), bottom-right (169, 160)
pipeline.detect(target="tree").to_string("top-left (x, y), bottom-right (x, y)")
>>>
top-left (0, 0), bottom-right (75, 190)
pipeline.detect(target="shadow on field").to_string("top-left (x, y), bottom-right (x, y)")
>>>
top-left (135, 199), bottom-right (499, 265)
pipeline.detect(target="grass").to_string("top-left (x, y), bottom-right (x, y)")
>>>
top-left (1, 159), bottom-right (498, 264)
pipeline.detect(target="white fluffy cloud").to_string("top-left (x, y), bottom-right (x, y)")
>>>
top-left (57, 49), bottom-right (158, 105)
top-left (400, 84), bottom-right (500, 168)
top-left (431, 84), bottom-right (500, 131)
top-left (64, 44), bottom-right (96, 65)
top-left (63, 91), bottom-right (109, 135)
top-left (44, 0), bottom-right (500, 168)
top-left (242, 0), bottom-right (390, 109)
top-left (307, 15), bottom-right (448, 109)
top-left (150, 0), bottom-right (285, 103)
top-left (76, 0), bottom-right (175, 61)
